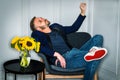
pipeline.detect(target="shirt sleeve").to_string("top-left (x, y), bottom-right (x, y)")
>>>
top-left (61, 14), bottom-right (86, 34)
top-left (31, 31), bottom-right (55, 57)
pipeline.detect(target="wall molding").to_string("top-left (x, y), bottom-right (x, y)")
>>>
top-left (87, 0), bottom-right (94, 35)
top-left (116, 0), bottom-right (120, 76)
top-left (21, 0), bottom-right (30, 36)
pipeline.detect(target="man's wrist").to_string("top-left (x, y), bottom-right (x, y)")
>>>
top-left (54, 52), bottom-right (59, 58)
top-left (80, 12), bottom-right (85, 16)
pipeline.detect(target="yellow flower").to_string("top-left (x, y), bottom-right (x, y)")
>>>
top-left (10, 36), bottom-right (40, 52)
top-left (19, 39), bottom-right (25, 50)
top-left (35, 42), bottom-right (40, 52)
top-left (11, 36), bottom-right (20, 44)
top-left (14, 42), bottom-right (21, 51)
top-left (23, 37), bottom-right (36, 50)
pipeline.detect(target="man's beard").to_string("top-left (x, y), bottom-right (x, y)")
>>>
top-left (39, 23), bottom-right (50, 30)
top-left (39, 26), bottom-right (46, 30)
top-left (39, 20), bottom-right (50, 30)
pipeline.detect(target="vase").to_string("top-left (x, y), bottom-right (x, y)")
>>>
top-left (19, 50), bottom-right (31, 68)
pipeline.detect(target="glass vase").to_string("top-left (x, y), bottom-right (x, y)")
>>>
top-left (19, 50), bottom-right (31, 68)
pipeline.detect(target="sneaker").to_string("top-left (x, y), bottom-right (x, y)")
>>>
top-left (84, 46), bottom-right (107, 62)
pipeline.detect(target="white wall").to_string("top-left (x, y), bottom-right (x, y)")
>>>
top-left (0, 0), bottom-right (39, 80)
top-left (117, 0), bottom-right (120, 80)
top-left (29, 0), bottom-right (89, 33)
top-left (92, 0), bottom-right (120, 80)
top-left (0, 0), bottom-right (119, 80)
top-left (0, 0), bottom-right (22, 79)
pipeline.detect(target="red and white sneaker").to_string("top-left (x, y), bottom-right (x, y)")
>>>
top-left (84, 46), bottom-right (107, 62)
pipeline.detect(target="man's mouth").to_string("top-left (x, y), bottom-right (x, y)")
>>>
top-left (39, 26), bottom-right (46, 30)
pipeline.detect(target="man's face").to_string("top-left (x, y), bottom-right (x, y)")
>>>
top-left (34, 17), bottom-right (50, 31)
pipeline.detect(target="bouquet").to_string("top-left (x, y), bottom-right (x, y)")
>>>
top-left (11, 36), bottom-right (40, 67)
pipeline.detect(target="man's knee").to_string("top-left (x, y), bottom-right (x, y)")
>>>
top-left (92, 35), bottom-right (103, 47)
top-left (93, 35), bottom-right (103, 42)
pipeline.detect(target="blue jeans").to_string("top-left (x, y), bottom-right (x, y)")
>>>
top-left (57, 35), bottom-right (103, 80)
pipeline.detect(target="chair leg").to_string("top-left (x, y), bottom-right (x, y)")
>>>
top-left (94, 73), bottom-right (98, 80)
top-left (38, 73), bottom-right (42, 80)
top-left (38, 69), bottom-right (45, 80)
top-left (42, 69), bottom-right (45, 80)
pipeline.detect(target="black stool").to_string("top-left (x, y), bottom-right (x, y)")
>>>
top-left (3, 59), bottom-right (45, 80)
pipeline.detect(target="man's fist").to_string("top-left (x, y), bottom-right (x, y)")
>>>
top-left (80, 3), bottom-right (86, 16)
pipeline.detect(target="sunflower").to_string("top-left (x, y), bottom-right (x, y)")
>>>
top-left (11, 36), bottom-right (40, 52)
top-left (23, 37), bottom-right (36, 50)
top-left (18, 40), bottom-right (25, 51)
top-left (14, 42), bottom-right (21, 51)
top-left (35, 42), bottom-right (40, 52)
top-left (11, 36), bottom-right (20, 44)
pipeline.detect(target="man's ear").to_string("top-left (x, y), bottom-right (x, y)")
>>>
top-left (47, 20), bottom-right (50, 26)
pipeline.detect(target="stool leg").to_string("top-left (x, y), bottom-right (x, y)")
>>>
top-left (35, 74), bottom-right (37, 80)
top-left (5, 71), bottom-right (7, 80)
top-left (15, 74), bottom-right (16, 80)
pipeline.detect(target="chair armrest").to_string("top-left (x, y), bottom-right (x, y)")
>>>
top-left (37, 53), bottom-right (51, 71)
top-left (37, 52), bottom-right (85, 75)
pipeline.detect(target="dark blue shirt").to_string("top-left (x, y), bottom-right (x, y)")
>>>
top-left (48, 30), bottom-right (70, 55)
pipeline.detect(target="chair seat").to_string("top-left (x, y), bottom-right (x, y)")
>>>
top-left (48, 65), bottom-right (85, 75)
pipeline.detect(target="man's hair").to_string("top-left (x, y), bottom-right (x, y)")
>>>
top-left (30, 16), bottom-right (36, 31)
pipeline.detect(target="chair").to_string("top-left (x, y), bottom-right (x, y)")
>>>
top-left (38, 32), bottom-right (99, 80)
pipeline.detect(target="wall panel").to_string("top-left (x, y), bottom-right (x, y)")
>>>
top-left (92, 0), bottom-right (119, 79)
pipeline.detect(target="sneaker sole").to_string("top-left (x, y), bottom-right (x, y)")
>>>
top-left (84, 48), bottom-right (107, 62)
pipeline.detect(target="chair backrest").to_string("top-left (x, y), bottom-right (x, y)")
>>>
top-left (67, 32), bottom-right (91, 48)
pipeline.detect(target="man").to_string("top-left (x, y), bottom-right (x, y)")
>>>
top-left (30, 3), bottom-right (107, 70)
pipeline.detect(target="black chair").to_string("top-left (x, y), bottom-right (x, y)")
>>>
top-left (38, 32), bottom-right (98, 80)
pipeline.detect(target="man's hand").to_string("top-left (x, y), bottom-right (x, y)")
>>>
top-left (54, 52), bottom-right (66, 68)
top-left (80, 3), bottom-right (86, 16)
